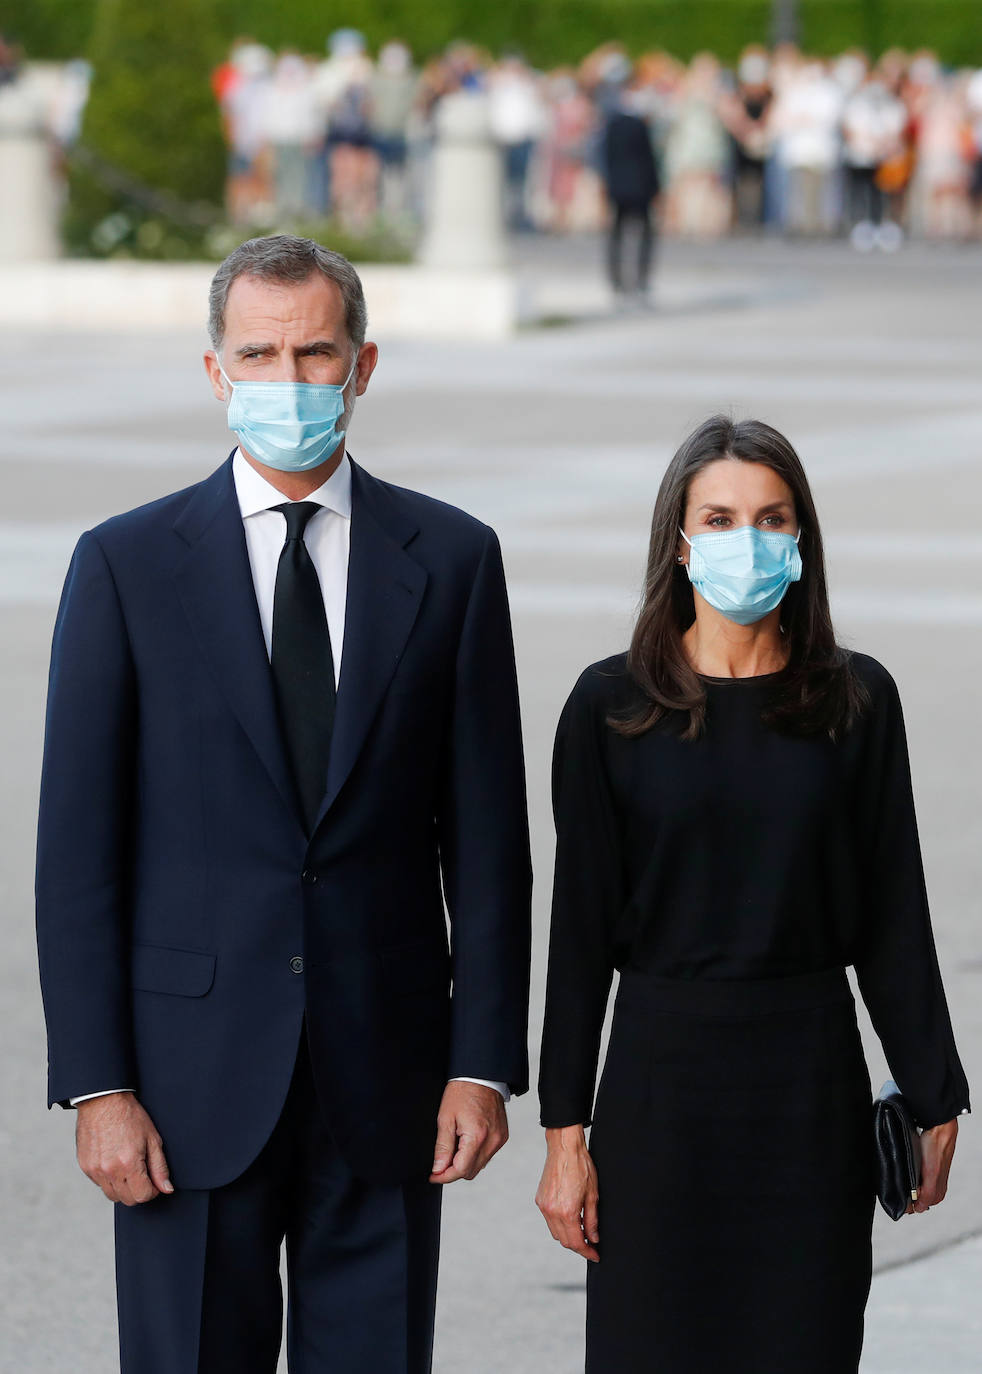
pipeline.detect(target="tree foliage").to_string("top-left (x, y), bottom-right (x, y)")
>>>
top-left (5, 0), bottom-right (981, 67)
top-left (64, 0), bottom-right (227, 257)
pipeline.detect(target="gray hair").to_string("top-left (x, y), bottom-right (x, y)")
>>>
top-left (207, 234), bottom-right (367, 354)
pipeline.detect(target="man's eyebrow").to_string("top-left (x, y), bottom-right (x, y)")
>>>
top-left (294, 340), bottom-right (341, 354)
top-left (233, 342), bottom-right (276, 356)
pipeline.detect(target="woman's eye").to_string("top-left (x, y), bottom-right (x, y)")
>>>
top-left (707, 515), bottom-right (729, 527)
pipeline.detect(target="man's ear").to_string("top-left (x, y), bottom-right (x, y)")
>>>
top-left (203, 351), bottom-right (227, 403)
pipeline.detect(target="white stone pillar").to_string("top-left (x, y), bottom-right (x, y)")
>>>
top-left (0, 78), bottom-right (61, 261)
top-left (418, 91), bottom-right (507, 271)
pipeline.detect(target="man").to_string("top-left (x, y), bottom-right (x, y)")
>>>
top-left (36, 234), bottom-right (531, 1373)
top-left (600, 83), bottom-right (661, 302)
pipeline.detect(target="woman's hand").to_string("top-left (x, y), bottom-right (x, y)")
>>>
top-left (909, 1117), bottom-right (959, 1215)
top-left (535, 1125), bottom-right (601, 1262)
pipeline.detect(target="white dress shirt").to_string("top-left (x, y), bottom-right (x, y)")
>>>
top-left (71, 451), bottom-right (508, 1105)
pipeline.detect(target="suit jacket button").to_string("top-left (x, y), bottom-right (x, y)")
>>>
top-left (290, 956), bottom-right (304, 974)
top-left (301, 869), bottom-right (318, 885)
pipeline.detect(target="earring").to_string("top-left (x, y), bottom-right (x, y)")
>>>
top-left (676, 554), bottom-right (685, 564)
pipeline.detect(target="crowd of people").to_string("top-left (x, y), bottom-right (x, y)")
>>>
top-left (215, 31), bottom-right (982, 248)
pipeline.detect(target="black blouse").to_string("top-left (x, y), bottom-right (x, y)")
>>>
top-left (538, 652), bottom-right (970, 1131)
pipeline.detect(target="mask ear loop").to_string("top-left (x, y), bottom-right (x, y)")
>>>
top-left (216, 355), bottom-right (234, 396)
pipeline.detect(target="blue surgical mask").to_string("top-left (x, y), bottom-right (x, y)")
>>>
top-left (218, 356), bottom-right (357, 472)
top-left (679, 524), bottom-right (803, 626)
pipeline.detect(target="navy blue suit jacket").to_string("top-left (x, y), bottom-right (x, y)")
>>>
top-left (36, 455), bottom-right (532, 1189)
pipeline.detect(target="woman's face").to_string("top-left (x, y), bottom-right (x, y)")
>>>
top-left (678, 458), bottom-right (798, 564)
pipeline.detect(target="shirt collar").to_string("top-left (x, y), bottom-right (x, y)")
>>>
top-left (231, 448), bottom-right (352, 520)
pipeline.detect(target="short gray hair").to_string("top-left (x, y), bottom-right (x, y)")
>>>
top-left (208, 234), bottom-right (368, 354)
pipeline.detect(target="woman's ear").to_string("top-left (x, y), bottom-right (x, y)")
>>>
top-left (676, 523), bottom-right (689, 566)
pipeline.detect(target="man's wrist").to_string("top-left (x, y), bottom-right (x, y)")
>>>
top-left (69, 1088), bottom-right (134, 1108)
top-left (449, 1076), bottom-right (510, 1102)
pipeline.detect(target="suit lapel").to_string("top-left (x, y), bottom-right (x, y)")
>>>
top-left (172, 457), bottom-right (303, 831)
top-left (312, 461), bottom-right (427, 830)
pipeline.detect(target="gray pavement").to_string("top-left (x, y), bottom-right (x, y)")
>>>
top-left (2, 237), bottom-right (980, 1372)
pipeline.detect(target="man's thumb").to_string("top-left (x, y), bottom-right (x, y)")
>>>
top-left (431, 1118), bottom-right (457, 1173)
top-left (147, 1135), bottom-right (174, 1194)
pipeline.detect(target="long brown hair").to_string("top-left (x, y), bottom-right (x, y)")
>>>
top-left (613, 415), bottom-right (868, 741)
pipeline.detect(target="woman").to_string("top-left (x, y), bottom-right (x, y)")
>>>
top-left (536, 417), bottom-right (969, 1373)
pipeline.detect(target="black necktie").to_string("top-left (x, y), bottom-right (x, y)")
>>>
top-left (270, 502), bottom-right (335, 833)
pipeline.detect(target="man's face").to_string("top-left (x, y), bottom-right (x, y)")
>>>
top-left (204, 272), bottom-right (376, 399)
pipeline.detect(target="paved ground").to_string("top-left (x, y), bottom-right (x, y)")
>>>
top-left (2, 236), bottom-right (980, 1371)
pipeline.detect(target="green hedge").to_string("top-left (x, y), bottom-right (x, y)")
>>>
top-left (63, 0), bottom-right (227, 258)
top-left (4, 0), bottom-right (981, 66)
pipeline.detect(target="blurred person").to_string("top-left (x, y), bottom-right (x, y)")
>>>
top-left (403, 56), bottom-right (452, 222)
top-left (48, 57), bottom-right (91, 149)
top-left (263, 53), bottom-right (324, 221)
top-left (832, 48), bottom-right (870, 102)
top-left (911, 64), bottom-right (973, 239)
top-left (634, 49), bottom-right (684, 165)
top-left (538, 70), bottom-right (600, 232)
top-left (722, 45), bottom-right (774, 230)
top-left (212, 37), bottom-right (252, 105)
top-left (369, 40), bottom-right (417, 218)
top-left (221, 42), bottom-right (275, 225)
top-left (871, 50), bottom-right (918, 233)
top-left (773, 58), bottom-right (844, 235)
top-left (600, 81), bottom-right (661, 298)
top-left (592, 48), bottom-right (635, 116)
top-left (663, 54), bottom-right (730, 238)
top-left (536, 415), bottom-right (968, 1374)
top-left (842, 71), bottom-right (907, 250)
top-left (0, 30), bottom-right (20, 87)
top-left (36, 234), bottom-right (531, 1374)
top-left (488, 51), bottom-right (547, 231)
top-left (316, 30), bottom-right (377, 229)
top-left (761, 42), bottom-right (801, 230)
top-left (443, 41), bottom-right (487, 94)
top-left (966, 68), bottom-right (982, 236)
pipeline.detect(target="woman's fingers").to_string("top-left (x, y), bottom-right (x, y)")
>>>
top-left (548, 1210), bottom-right (599, 1261)
top-left (915, 1118), bottom-right (958, 1209)
top-left (583, 1188), bottom-right (600, 1247)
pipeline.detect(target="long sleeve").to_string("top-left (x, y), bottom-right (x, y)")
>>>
top-left (538, 671), bottom-right (624, 1128)
top-left (438, 525), bottom-right (532, 1095)
top-left (36, 532), bottom-right (139, 1107)
top-left (853, 665), bottom-right (970, 1128)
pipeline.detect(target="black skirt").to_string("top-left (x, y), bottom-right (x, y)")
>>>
top-left (586, 967), bottom-right (874, 1374)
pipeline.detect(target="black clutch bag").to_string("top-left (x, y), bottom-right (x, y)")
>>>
top-left (873, 1080), bottom-right (922, 1221)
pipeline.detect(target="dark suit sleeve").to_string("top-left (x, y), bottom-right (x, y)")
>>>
top-left (437, 526), bottom-right (531, 1095)
top-left (538, 673), bottom-right (622, 1128)
top-left (853, 667), bottom-right (970, 1128)
top-left (36, 532), bottom-right (138, 1107)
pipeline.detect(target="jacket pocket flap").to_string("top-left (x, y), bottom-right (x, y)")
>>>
top-left (131, 943), bottom-right (216, 997)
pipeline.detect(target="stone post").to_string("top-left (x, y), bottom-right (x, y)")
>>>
top-left (418, 91), bottom-right (507, 271)
top-left (0, 77), bottom-right (61, 261)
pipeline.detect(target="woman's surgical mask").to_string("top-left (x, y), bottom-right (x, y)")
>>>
top-left (679, 524), bottom-right (802, 626)
top-left (218, 356), bottom-right (357, 472)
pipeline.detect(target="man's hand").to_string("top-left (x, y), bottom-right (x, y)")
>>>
top-left (908, 1117), bottom-right (958, 1215)
top-left (76, 1091), bottom-right (174, 1206)
top-left (535, 1125), bottom-right (600, 1262)
top-left (429, 1081), bottom-right (508, 1184)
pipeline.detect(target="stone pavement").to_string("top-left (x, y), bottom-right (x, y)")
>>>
top-left (1, 237), bottom-right (979, 1372)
